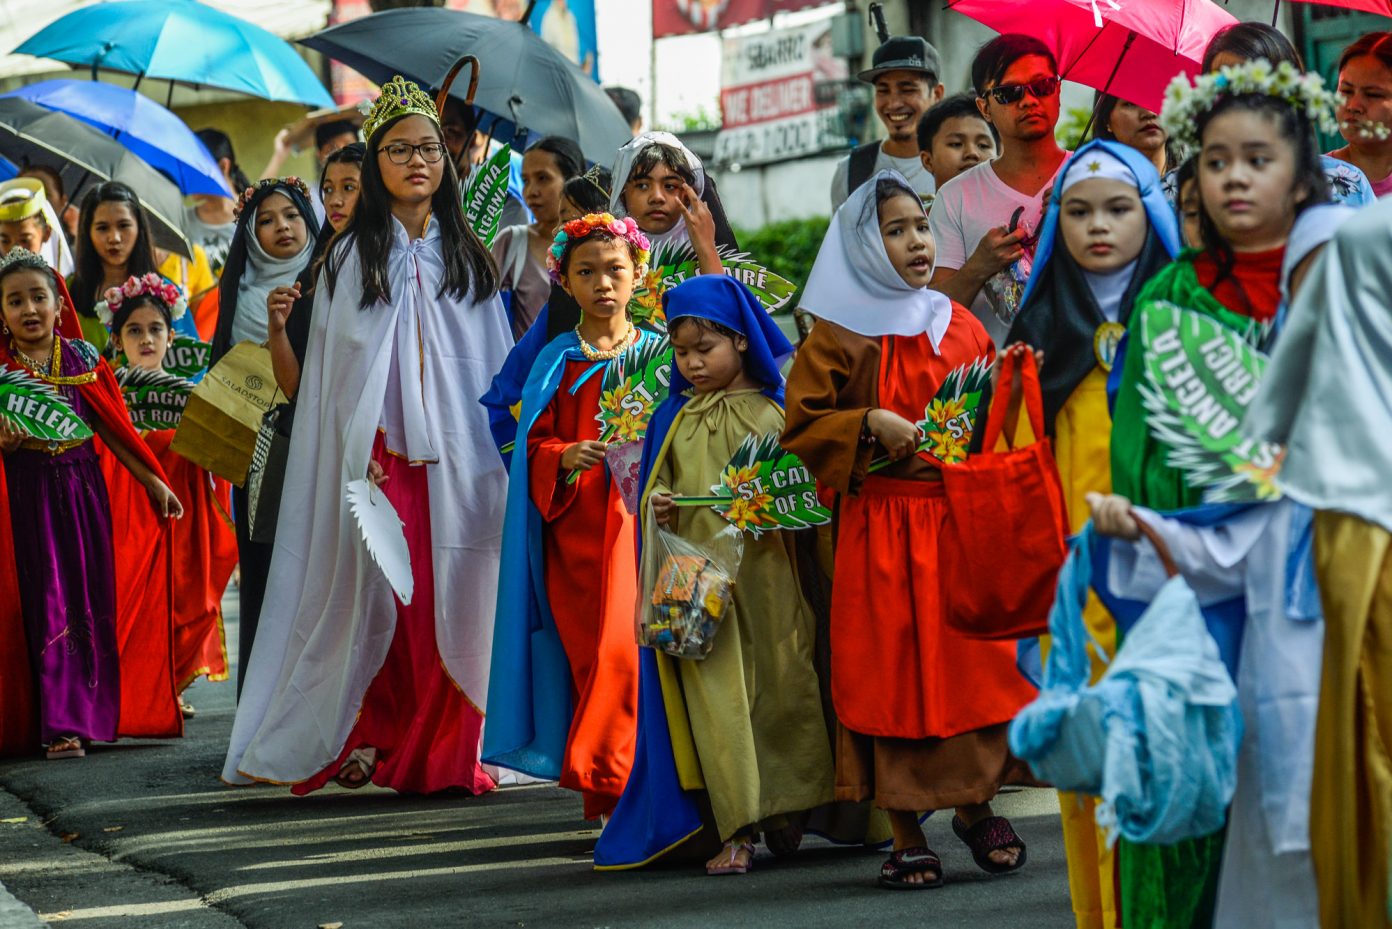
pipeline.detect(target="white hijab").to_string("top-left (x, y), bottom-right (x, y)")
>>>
top-left (609, 131), bottom-right (706, 250)
top-left (231, 224), bottom-right (314, 345)
top-left (799, 169), bottom-right (952, 347)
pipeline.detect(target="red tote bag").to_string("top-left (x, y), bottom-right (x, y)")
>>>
top-left (939, 347), bottom-right (1069, 640)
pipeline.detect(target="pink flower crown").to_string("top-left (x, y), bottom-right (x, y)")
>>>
top-left (546, 213), bottom-right (651, 283)
top-left (95, 273), bottom-right (188, 329)
top-left (234, 176), bottom-right (310, 220)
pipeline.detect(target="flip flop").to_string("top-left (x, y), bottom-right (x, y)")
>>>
top-left (706, 840), bottom-right (755, 876)
top-left (46, 737), bottom-right (85, 760)
top-left (878, 846), bottom-right (944, 890)
top-left (334, 747), bottom-right (378, 789)
top-left (952, 814), bottom-right (1027, 875)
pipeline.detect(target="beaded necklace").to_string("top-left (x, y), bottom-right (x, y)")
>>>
top-left (574, 321), bottom-right (637, 361)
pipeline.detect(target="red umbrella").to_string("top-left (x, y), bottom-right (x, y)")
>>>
top-left (947, 0), bottom-right (1239, 112)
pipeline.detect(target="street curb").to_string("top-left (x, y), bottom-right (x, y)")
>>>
top-left (0, 878), bottom-right (45, 929)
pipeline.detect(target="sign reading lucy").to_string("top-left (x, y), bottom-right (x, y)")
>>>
top-left (713, 18), bottom-right (848, 166)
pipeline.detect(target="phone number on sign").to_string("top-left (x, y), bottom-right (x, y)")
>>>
top-left (714, 113), bottom-right (844, 166)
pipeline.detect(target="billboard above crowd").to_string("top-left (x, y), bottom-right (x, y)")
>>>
top-left (653, 0), bottom-right (829, 39)
top-left (713, 17), bottom-right (848, 166)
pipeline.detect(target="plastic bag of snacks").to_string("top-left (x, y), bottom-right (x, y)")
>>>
top-left (638, 507), bottom-right (743, 660)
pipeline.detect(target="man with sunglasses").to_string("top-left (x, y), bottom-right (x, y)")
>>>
top-left (929, 35), bottom-right (1070, 347)
top-left (831, 35), bottom-right (946, 210)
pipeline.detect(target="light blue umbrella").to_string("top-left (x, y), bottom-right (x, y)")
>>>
top-left (14, 0), bottom-right (334, 109)
top-left (4, 80), bottom-right (231, 197)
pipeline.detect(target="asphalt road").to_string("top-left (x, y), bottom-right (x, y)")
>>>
top-left (0, 592), bottom-right (1076, 929)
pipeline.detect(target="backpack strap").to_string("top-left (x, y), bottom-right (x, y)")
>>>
top-left (847, 142), bottom-right (882, 199)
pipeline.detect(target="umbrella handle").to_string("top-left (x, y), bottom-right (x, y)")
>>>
top-left (1130, 511), bottom-right (1181, 580)
top-left (436, 56), bottom-right (480, 114)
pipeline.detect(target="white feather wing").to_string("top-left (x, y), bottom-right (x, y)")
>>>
top-left (345, 479), bottom-right (414, 606)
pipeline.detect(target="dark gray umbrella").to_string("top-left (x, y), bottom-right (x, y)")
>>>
top-left (0, 97), bottom-right (191, 259)
top-left (301, 8), bottom-right (631, 166)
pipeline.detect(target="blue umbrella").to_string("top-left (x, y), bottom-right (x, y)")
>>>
top-left (4, 80), bottom-right (231, 197)
top-left (14, 0), bottom-right (334, 109)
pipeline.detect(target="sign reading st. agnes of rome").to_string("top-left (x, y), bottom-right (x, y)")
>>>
top-left (714, 18), bottom-right (848, 166)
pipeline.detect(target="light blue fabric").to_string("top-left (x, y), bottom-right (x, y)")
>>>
top-left (1320, 154), bottom-right (1377, 208)
top-left (1010, 523), bottom-right (1243, 845)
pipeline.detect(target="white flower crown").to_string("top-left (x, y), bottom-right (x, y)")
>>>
top-left (1160, 59), bottom-right (1342, 155)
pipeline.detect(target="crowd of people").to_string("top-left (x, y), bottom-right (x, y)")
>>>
top-left (0, 16), bottom-right (1390, 929)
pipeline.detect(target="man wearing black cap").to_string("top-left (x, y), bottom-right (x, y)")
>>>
top-left (830, 35), bottom-right (945, 210)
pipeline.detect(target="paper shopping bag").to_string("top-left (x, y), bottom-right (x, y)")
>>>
top-left (170, 342), bottom-right (278, 486)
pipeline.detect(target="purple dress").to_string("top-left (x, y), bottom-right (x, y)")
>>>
top-left (4, 340), bottom-right (119, 744)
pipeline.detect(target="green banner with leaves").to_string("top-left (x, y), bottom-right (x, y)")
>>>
top-left (1138, 300), bottom-right (1282, 502)
top-left (463, 144), bottom-right (512, 249)
top-left (629, 241), bottom-right (797, 331)
top-left (595, 335), bottom-right (673, 445)
top-left (162, 335), bottom-right (212, 379)
top-left (673, 431), bottom-right (830, 537)
top-left (868, 356), bottom-right (992, 472)
top-left (0, 369), bottom-right (92, 444)
top-left (117, 367), bottom-right (194, 431)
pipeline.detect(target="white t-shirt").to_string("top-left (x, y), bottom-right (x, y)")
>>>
top-left (928, 157), bottom-right (1068, 346)
top-left (831, 144), bottom-right (936, 211)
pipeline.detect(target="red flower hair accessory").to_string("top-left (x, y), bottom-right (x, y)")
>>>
top-left (546, 212), bottom-right (651, 282)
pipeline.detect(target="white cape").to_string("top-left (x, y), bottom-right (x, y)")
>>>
top-left (222, 217), bottom-right (511, 785)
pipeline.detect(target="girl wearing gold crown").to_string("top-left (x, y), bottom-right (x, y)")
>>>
top-left (222, 77), bottom-right (512, 796)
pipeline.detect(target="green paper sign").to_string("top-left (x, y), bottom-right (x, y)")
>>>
top-left (117, 367), bottom-right (193, 431)
top-left (868, 356), bottom-right (992, 472)
top-left (161, 335), bottom-right (211, 379)
top-left (629, 241), bottom-right (797, 331)
top-left (1138, 301), bottom-right (1282, 503)
top-left (0, 369), bottom-right (93, 444)
top-left (464, 144), bottom-right (512, 248)
top-left (673, 431), bottom-right (830, 537)
top-left (595, 335), bottom-right (673, 445)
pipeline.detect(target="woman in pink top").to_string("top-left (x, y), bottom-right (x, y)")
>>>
top-left (1329, 32), bottom-right (1392, 198)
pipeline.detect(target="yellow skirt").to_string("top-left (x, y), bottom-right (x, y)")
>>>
top-left (1311, 511), bottom-right (1392, 929)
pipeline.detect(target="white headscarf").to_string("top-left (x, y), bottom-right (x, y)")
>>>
top-left (230, 224), bottom-right (314, 345)
top-left (609, 131), bottom-right (706, 250)
top-left (799, 169), bottom-right (952, 347)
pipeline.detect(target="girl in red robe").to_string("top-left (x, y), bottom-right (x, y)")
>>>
top-left (102, 274), bottom-right (238, 714)
top-left (782, 172), bottom-right (1038, 889)
top-left (484, 213), bottom-right (655, 819)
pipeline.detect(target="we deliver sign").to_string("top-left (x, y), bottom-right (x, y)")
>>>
top-left (713, 20), bottom-right (847, 166)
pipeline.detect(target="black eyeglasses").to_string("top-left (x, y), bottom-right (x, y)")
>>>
top-left (985, 76), bottom-right (1060, 106)
top-left (379, 141), bottom-right (448, 165)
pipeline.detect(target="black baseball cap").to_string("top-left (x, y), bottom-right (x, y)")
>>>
top-left (858, 35), bottom-right (943, 84)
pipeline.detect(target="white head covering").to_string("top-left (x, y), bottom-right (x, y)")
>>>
top-left (609, 131), bottom-right (706, 250)
top-left (1279, 203), bottom-right (1355, 301)
top-left (230, 223), bottom-right (314, 346)
top-left (1059, 149), bottom-right (1135, 196)
top-left (799, 169), bottom-right (952, 346)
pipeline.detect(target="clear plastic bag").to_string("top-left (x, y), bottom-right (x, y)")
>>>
top-left (638, 505), bottom-right (744, 660)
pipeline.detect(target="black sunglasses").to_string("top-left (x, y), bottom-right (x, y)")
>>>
top-left (985, 76), bottom-right (1060, 106)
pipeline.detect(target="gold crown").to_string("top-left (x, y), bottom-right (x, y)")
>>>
top-left (362, 75), bottom-right (439, 142)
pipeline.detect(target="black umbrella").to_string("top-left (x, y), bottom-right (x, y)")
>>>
top-left (301, 8), bottom-right (631, 166)
top-left (0, 98), bottom-right (191, 259)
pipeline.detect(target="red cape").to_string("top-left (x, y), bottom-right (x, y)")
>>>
top-left (0, 330), bottom-right (181, 755)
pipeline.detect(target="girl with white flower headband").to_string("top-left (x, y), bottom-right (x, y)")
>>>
top-left (485, 212), bottom-right (656, 821)
top-left (1108, 57), bottom-right (1334, 929)
top-left (1329, 31), bottom-right (1392, 199)
top-left (103, 275), bottom-right (237, 721)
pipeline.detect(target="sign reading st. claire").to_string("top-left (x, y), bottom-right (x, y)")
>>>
top-left (714, 19), bottom-right (848, 166)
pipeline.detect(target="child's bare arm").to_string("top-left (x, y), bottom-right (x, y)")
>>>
top-left (90, 417), bottom-right (183, 518)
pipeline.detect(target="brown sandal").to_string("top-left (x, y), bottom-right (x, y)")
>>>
top-left (334, 747), bottom-right (377, 789)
